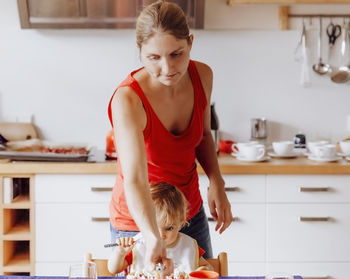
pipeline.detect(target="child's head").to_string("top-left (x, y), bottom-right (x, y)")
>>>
top-left (150, 182), bottom-right (188, 245)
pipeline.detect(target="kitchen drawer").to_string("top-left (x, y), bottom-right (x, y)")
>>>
top-left (35, 174), bottom-right (115, 203)
top-left (203, 203), bottom-right (266, 262)
top-left (199, 174), bottom-right (265, 203)
top-left (267, 262), bottom-right (350, 279)
top-left (35, 203), bottom-right (110, 262)
top-left (267, 204), bottom-right (350, 262)
top-left (267, 175), bottom-right (350, 203)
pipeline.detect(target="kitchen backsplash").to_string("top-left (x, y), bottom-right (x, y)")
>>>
top-left (1, 0), bottom-right (350, 149)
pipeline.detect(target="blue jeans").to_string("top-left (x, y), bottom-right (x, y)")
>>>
top-left (109, 204), bottom-right (213, 259)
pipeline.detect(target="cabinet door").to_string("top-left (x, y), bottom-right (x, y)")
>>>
top-left (35, 203), bottom-right (110, 262)
top-left (199, 174), bottom-right (265, 203)
top-left (267, 175), bottom-right (350, 203)
top-left (203, 203), bottom-right (266, 262)
top-left (267, 204), bottom-right (350, 262)
top-left (35, 174), bottom-right (114, 203)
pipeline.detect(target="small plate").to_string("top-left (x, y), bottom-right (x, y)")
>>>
top-left (338, 152), bottom-right (350, 157)
top-left (237, 155), bottom-right (270, 162)
top-left (268, 151), bottom-right (298, 158)
top-left (308, 155), bottom-right (341, 162)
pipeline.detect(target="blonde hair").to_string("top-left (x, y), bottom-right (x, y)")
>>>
top-left (136, 0), bottom-right (190, 49)
top-left (150, 182), bottom-right (188, 227)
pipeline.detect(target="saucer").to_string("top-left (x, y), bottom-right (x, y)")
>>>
top-left (338, 152), bottom-right (350, 157)
top-left (237, 155), bottom-right (270, 162)
top-left (308, 155), bottom-right (341, 162)
top-left (268, 151), bottom-right (298, 158)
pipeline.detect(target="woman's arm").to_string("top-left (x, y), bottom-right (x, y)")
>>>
top-left (111, 87), bottom-right (164, 267)
top-left (194, 62), bottom-right (234, 234)
top-left (196, 257), bottom-right (214, 271)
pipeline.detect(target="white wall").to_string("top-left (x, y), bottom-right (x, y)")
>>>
top-left (1, 0), bottom-right (350, 150)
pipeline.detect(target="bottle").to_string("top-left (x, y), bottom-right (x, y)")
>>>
top-left (210, 103), bottom-right (219, 154)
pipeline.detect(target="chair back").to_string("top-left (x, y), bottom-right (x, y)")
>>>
top-left (206, 252), bottom-right (228, 276)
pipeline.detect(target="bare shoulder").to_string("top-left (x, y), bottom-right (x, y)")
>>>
top-left (111, 86), bottom-right (146, 129)
top-left (192, 60), bottom-right (213, 99)
top-left (111, 86), bottom-right (143, 111)
top-left (193, 61), bottom-right (213, 80)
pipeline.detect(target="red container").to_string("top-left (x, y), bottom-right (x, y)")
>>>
top-left (189, 270), bottom-right (219, 279)
top-left (105, 129), bottom-right (117, 160)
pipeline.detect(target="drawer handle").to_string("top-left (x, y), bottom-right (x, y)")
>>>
top-left (91, 217), bottom-right (109, 222)
top-left (90, 187), bottom-right (113, 192)
top-left (300, 187), bottom-right (330, 192)
top-left (303, 277), bottom-right (330, 279)
top-left (208, 217), bottom-right (238, 222)
top-left (225, 186), bottom-right (240, 192)
top-left (299, 217), bottom-right (330, 222)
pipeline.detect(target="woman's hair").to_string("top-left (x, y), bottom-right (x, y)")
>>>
top-left (150, 182), bottom-right (188, 227)
top-left (136, 0), bottom-right (190, 49)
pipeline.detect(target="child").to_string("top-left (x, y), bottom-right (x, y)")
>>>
top-left (107, 182), bottom-right (213, 275)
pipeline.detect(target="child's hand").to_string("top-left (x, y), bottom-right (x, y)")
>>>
top-left (115, 237), bottom-right (135, 256)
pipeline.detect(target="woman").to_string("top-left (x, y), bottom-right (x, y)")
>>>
top-left (108, 0), bottom-right (233, 272)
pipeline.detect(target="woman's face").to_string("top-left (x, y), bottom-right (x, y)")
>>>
top-left (140, 32), bottom-right (192, 86)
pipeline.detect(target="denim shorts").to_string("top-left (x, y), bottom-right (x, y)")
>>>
top-left (110, 204), bottom-right (213, 259)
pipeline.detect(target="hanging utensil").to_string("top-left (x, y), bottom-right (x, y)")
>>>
top-left (313, 17), bottom-right (331, 75)
top-left (331, 20), bottom-right (350, 83)
top-left (300, 21), bottom-right (311, 87)
top-left (327, 20), bottom-right (342, 47)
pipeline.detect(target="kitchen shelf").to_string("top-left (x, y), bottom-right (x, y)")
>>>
top-left (1, 176), bottom-right (34, 275)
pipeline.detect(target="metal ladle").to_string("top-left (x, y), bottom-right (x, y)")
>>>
top-left (331, 21), bottom-right (350, 83)
top-left (313, 17), bottom-right (331, 75)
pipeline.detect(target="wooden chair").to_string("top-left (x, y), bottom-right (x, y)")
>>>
top-left (206, 252), bottom-right (228, 276)
top-left (85, 252), bottom-right (228, 277)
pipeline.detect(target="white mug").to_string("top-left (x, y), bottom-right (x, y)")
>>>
top-left (232, 141), bottom-right (259, 156)
top-left (272, 141), bottom-right (294, 155)
top-left (314, 144), bottom-right (337, 159)
top-left (339, 140), bottom-right (350, 155)
top-left (240, 144), bottom-right (265, 160)
top-left (307, 141), bottom-right (329, 155)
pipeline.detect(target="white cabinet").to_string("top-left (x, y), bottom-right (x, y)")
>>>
top-left (199, 174), bottom-right (266, 275)
top-left (35, 174), bottom-right (115, 276)
top-left (200, 174), bottom-right (350, 279)
top-left (266, 175), bottom-right (350, 279)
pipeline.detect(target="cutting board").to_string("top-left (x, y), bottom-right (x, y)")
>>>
top-left (0, 122), bottom-right (38, 141)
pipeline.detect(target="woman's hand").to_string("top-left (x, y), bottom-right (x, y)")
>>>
top-left (207, 181), bottom-right (234, 234)
top-left (144, 234), bottom-right (166, 272)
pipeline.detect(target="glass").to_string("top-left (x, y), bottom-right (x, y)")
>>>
top-left (69, 262), bottom-right (97, 279)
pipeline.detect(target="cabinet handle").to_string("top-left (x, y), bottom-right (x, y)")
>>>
top-left (303, 277), bottom-right (330, 279)
top-left (225, 186), bottom-right (240, 192)
top-left (300, 187), bottom-right (330, 192)
top-left (91, 217), bottom-right (109, 222)
top-left (299, 217), bottom-right (330, 222)
top-left (208, 217), bottom-right (238, 222)
top-left (207, 186), bottom-right (240, 192)
top-left (90, 187), bottom-right (113, 192)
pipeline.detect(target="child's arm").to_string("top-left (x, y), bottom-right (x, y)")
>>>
top-left (195, 257), bottom-right (214, 271)
top-left (107, 237), bottom-right (135, 274)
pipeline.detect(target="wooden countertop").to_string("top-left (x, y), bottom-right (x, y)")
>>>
top-left (1, 154), bottom-right (350, 175)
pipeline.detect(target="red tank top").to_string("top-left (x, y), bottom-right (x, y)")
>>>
top-left (108, 60), bottom-right (207, 231)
